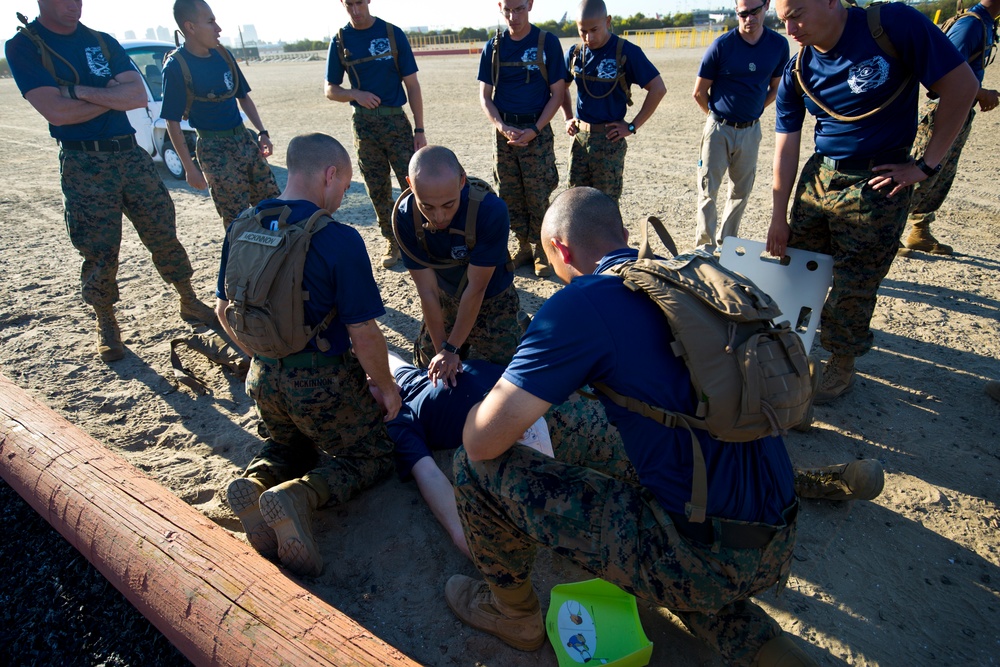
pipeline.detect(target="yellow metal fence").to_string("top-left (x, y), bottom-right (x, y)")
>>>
top-left (623, 26), bottom-right (727, 49)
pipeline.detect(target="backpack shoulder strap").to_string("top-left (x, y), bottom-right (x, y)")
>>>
top-left (537, 29), bottom-right (549, 86)
top-left (463, 179), bottom-right (491, 251)
top-left (215, 45), bottom-right (238, 81)
top-left (169, 48), bottom-right (196, 120)
top-left (491, 28), bottom-right (503, 87)
top-left (391, 189), bottom-right (464, 271)
top-left (616, 36), bottom-right (633, 106)
top-left (88, 26), bottom-right (111, 68)
top-left (16, 12), bottom-right (79, 85)
top-left (865, 3), bottom-right (901, 61)
top-left (384, 21), bottom-right (400, 74)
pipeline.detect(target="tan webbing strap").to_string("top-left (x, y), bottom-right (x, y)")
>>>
top-left (575, 37), bottom-right (633, 106)
top-left (391, 189), bottom-right (468, 271)
top-left (171, 46), bottom-right (239, 121)
top-left (16, 14), bottom-right (111, 87)
top-left (592, 380), bottom-right (710, 523)
top-left (300, 209), bottom-right (339, 351)
top-left (793, 3), bottom-right (912, 122)
top-left (338, 22), bottom-right (401, 89)
top-left (493, 28), bottom-right (550, 86)
top-left (637, 215), bottom-right (679, 260)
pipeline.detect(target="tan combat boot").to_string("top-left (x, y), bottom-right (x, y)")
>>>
top-left (511, 236), bottom-right (533, 269)
top-left (532, 243), bottom-right (551, 278)
top-left (174, 278), bottom-right (217, 325)
top-left (753, 634), bottom-right (819, 666)
top-left (813, 354), bottom-right (855, 404)
top-left (94, 305), bottom-right (125, 362)
top-left (259, 476), bottom-right (329, 577)
top-left (902, 220), bottom-right (952, 255)
top-left (382, 238), bottom-right (401, 268)
top-left (227, 475), bottom-right (277, 558)
top-left (794, 459), bottom-right (885, 501)
top-left (445, 574), bottom-right (545, 651)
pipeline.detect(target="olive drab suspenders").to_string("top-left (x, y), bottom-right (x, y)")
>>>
top-left (570, 37), bottom-right (633, 107)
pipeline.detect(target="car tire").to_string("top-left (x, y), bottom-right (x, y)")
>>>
top-left (162, 139), bottom-right (186, 180)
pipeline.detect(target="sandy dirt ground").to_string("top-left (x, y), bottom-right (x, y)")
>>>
top-left (1, 38), bottom-right (999, 667)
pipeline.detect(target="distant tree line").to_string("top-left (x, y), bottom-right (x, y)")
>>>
top-left (0, 58), bottom-right (10, 78)
top-left (284, 38), bottom-right (329, 53)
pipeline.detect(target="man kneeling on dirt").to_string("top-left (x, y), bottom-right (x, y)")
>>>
top-left (445, 187), bottom-right (819, 666)
top-left (394, 145), bottom-right (522, 386)
top-left (216, 133), bottom-right (401, 577)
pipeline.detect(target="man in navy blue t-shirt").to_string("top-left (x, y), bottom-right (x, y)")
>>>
top-left (5, 1), bottom-right (216, 362)
top-left (692, 0), bottom-right (788, 251)
top-left (394, 146), bottom-right (522, 384)
top-left (560, 0), bottom-right (665, 203)
top-left (478, 0), bottom-right (568, 277)
top-left (217, 133), bottom-right (401, 579)
top-left (325, 0), bottom-right (426, 269)
top-left (900, 0), bottom-right (999, 256)
top-left (445, 187), bottom-right (814, 665)
top-left (767, 0), bottom-right (979, 403)
top-left (161, 0), bottom-right (279, 228)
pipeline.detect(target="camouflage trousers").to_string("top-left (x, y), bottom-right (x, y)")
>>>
top-left (494, 124), bottom-right (558, 244)
top-left (413, 283), bottom-right (521, 368)
top-left (196, 128), bottom-right (280, 229)
top-left (789, 153), bottom-right (911, 357)
top-left (243, 353), bottom-right (394, 507)
top-left (453, 429), bottom-right (797, 666)
top-left (352, 112), bottom-right (414, 241)
top-left (59, 145), bottom-right (193, 307)
top-left (567, 128), bottom-right (628, 203)
top-left (907, 100), bottom-right (976, 227)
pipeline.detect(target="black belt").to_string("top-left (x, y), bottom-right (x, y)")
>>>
top-left (58, 135), bottom-right (137, 152)
top-left (670, 502), bottom-right (798, 550)
top-left (500, 112), bottom-right (540, 124)
top-left (256, 351), bottom-right (348, 369)
top-left (711, 111), bottom-right (758, 129)
top-left (820, 148), bottom-right (910, 172)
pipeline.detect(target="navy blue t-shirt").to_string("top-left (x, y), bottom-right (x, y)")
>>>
top-left (502, 248), bottom-right (795, 525)
top-left (565, 35), bottom-right (660, 124)
top-left (776, 4), bottom-right (965, 160)
top-left (477, 26), bottom-right (567, 116)
top-left (389, 360), bottom-right (504, 479)
top-left (216, 199), bottom-right (385, 356)
top-left (6, 21), bottom-right (137, 141)
top-left (326, 18), bottom-right (418, 108)
top-left (947, 3), bottom-right (995, 82)
top-left (698, 27), bottom-right (789, 124)
top-left (395, 183), bottom-right (514, 298)
top-left (160, 47), bottom-right (249, 130)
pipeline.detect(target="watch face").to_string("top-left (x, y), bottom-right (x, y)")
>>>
top-left (628, 123), bottom-right (636, 133)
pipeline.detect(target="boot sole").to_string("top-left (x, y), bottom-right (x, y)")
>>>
top-left (813, 375), bottom-right (856, 405)
top-left (99, 345), bottom-right (125, 362)
top-left (227, 479), bottom-right (277, 557)
top-left (259, 490), bottom-right (323, 576)
top-left (444, 577), bottom-right (546, 652)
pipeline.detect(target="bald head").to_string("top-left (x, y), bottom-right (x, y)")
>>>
top-left (543, 187), bottom-right (626, 253)
top-left (286, 133), bottom-right (350, 177)
top-left (577, 0), bottom-right (608, 21)
top-left (408, 145), bottom-right (464, 184)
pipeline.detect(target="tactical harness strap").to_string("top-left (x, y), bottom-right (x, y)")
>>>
top-left (337, 22), bottom-right (401, 90)
top-left (491, 28), bottom-right (549, 87)
top-left (16, 12), bottom-right (111, 87)
top-left (169, 46), bottom-right (240, 121)
top-left (941, 3), bottom-right (997, 72)
top-left (571, 37), bottom-right (633, 107)
top-left (792, 1), bottom-right (913, 122)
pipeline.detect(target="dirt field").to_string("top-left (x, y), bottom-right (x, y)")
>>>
top-left (1, 38), bottom-right (999, 667)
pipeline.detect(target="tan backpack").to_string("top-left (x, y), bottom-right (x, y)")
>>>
top-left (595, 219), bottom-right (814, 522)
top-left (223, 206), bottom-right (339, 359)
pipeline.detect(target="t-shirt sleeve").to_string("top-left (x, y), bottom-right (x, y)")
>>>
top-left (334, 229), bottom-right (386, 324)
top-left (105, 36), bottom-right (135, 78)
top-left (624, 41), bottom-right (659, 89)
top-left (325, 37), bottom-right (345, 85)
top-left (564, 45), bottom-right (575, 83)
top-left (503, 285), bottom-right (609, 404)
top-left (774, 57), bottom-right (805, 134)
top-left (544, 32), bottom-right (568, 84)
top-left (6, 33), bottom-right (55, 95)
top-left (947, 13), bottom-right (986, 61)
top-left (697, 39), bottom-right (720, 80)
top-left (477, 39), bottom-right (493, 85)
top-left (469, 196), bottom-right (511, 268)
top-left (395, 26), bottom-right (419, 77)
top-left (160, 57), bottom-right (186, 121)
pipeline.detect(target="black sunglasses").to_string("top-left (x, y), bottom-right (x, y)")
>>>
top-left (737, 4), bottom-right (766, 18)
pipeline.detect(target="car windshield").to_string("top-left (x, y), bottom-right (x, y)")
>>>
top-left (126, 47), bottom-right (172, 101)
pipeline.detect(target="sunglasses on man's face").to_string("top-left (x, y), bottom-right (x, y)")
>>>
top-left (737, 4), bottom-right (766, 19)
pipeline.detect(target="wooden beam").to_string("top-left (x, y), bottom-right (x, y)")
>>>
top-left (0, 372), bottom-right (420, 667)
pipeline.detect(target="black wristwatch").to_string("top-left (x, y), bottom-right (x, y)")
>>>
top-left (441, 341), bottom-right (460, 355)
top-left (915, 157), bottom-right (941, 177)
top-left (627, 122), bottom-right (636, 134)
top-left (258, 129), bottom-right (269, 138)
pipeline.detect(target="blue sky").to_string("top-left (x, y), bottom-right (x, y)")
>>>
top-left (51, 0), bottom-right (733, 44)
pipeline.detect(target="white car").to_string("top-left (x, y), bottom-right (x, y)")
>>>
top-left (121, 40), bottom-right (196, 180)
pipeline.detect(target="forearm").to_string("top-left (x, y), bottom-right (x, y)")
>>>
top-left (447, 285), bottom-right (488, 349)
top-left (771, 132), bottom-right (801, 222)
top-left (237, 95), bottom-right (266, 132)
top-left (348, 320), bottom-right (395, 391)
top-left (692, 77), bottom-right (711, 115)
top-left (480, 85), bottom-right (504, 131)
top-left (561, 87), bottom-right (575, 121)
top-left (166, 121), bottom-right (199, 173)
top-left (417, 292), bottom-right (448, 351)
top-left (325, 81), bottom-right (359, 103)
top-left (27, 86), bottom-right (113, 125)
top-left (536, 81), bottom-right (566, 128)
top-left (922, 63), bottom-right (980, 166)
top-left (631, 79), bottom-right (666, 130)
top-left (404, 76), bottom-right (424, 128)
top-left (73, 77), bottom-right (146, 111)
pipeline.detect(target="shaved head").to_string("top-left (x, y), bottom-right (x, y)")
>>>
top-left (408, 145), bottom-right (464, 184)
top-left (173, 0), bottom-right (207, 29)
top-left (577, 0), bottom-right (608, 21)
top-left (543, 187), bottom-right (626, 251)
top-left (286, 133), bottom-right (350, 176)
